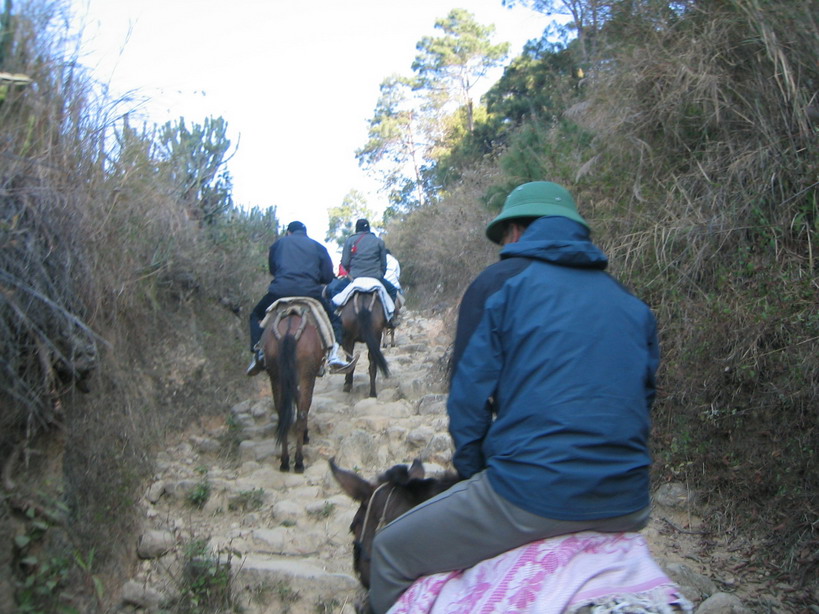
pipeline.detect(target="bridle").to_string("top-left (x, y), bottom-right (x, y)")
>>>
top-left (356, 482), bottom-right (397, 563)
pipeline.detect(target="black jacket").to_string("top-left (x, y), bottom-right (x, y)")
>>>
top-left (267, 230), bottom-right (334, 299)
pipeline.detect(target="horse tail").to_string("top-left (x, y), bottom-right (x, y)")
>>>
top-left (358, 308), bottom-right (389, 376)
top-left (276, 333), bottom-right (298, 445)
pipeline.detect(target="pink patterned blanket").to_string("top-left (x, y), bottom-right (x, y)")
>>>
top-left (388, 531), bottom-right (692, 614)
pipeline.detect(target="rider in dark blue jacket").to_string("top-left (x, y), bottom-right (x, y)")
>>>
top-left (368, 181), bottom-right (660, 614)
top-left (246, 221), bottom-right (350, 375)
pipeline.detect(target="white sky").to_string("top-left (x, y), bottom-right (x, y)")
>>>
top-left (72, 0), bottom-right (556, 254)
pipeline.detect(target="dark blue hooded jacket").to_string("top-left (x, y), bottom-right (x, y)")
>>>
top-left (447, 216), bottom-right (659, 520)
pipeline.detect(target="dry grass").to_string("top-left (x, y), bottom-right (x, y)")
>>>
top-left (384, 161), bottom-right (502, 306)
top-left (394, 0), bottom-right (817, 601)
top-left (1, 2), bottom-right (274, 610)
top-left (1, 0), bottom-right (816, 609)
top-left (569, 0), bottom-right (818, 597)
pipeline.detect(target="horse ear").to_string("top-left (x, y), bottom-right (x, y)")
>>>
top-left (408, 458), bottom-right (425, 480)
top-left (329, 458), bottom-right (374, 502)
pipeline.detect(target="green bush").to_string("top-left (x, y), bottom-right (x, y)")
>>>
top-left (174, 539), bottom-right (234, 613)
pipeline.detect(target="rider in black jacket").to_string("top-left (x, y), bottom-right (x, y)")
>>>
top-left (246, 221), bottom-right (350, 375)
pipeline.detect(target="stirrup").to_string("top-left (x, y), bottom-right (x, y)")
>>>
top-left (246, 349), bottom-right (265, 376)
top-left (329, 353), bottom-right (359, 374)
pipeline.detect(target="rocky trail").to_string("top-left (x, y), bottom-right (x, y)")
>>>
top-left (117, 309), bottom-right (776, 614)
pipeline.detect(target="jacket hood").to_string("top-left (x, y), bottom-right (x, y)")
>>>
top-left (500, 216), bottom-right (608, 269)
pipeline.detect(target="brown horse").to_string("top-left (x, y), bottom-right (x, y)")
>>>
top-left (329, 458), bottom-right (460, 589)
top-left (260, 299), bottom-right (326, 473)
top-left (339, 290), bottom-right (390, 397)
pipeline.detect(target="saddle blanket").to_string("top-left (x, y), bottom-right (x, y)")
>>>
top-left (389, 531), bottom-right (693, 614)
top-left (259, 297), bottom-right (335, 349)
top-left (331, 277), bottom-right (395, 321)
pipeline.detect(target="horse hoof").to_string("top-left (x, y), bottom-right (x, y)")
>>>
top-left (279, 464), bottom-right (290, 472)
top-left (295, 463), bottom-right (304, 474)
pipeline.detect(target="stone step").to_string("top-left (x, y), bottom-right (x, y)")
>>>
top-left (233, 554), bottom-right (359, 614)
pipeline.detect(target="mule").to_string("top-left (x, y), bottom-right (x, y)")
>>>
top-left (260, 299), bottom-right (327, 473)
top-left (339, 290), bottom-right (390, 397)
top-left (330, 459), bottom-right (692, 614)
top-left (330, 458), bottom-right (457, 589)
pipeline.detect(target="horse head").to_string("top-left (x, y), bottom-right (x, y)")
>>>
top-left (329, 458), bottom-right (459, 588)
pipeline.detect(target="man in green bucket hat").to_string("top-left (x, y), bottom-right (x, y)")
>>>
top-left (484, 180), bottom-right (590, 243)
top-left (367, 181), bottom-right (663, 614)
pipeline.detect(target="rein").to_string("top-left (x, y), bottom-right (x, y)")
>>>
top-left (357, 482), bottom-right (397, 561)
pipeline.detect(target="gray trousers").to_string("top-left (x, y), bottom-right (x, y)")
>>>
top-left (369, 470), bottom-right (650, 614)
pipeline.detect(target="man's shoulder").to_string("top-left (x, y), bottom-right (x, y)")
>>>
top-left (464, 257), bottom-right (532, 301)
top-left (475, 257), bottom-right (531, 281)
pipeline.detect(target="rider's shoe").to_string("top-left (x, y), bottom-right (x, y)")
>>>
top-left (328, 343), bottom-right (356, 373)
top-left (245, 350), bottom-right (264, 376)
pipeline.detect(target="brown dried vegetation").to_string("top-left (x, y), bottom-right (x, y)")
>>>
top-left (0, 0), bottom-right (816, 611)
top-left (389, 0), bottom-right (817, 607)
top-left (1, 2), bottom-right (273, 611)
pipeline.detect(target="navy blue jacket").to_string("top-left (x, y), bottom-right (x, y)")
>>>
top-left (448, 216), bottom-right (659, 521)
top-left (267, 230), bottom-right (334, 299)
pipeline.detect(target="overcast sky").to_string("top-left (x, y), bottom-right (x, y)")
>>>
top-left (72, 0), bottom-right (556, 253)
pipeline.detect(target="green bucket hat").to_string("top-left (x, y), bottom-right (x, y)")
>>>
top-left (486, 181), bottom-right (589, 244)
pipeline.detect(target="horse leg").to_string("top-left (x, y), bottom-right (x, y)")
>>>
top-left (294, 406), bottom-right (305, 474)
top-left (271, 376), bottom-right (290, 472)
top-left (368, 348), bottom-right (377, 398)
top-left (382, 326), bottom-right (395, 349)
top-left (293, 375), bottom-right (316, 474)
top-left (342, 339), bottom-right (355, 392)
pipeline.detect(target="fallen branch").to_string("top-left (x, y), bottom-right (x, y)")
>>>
top-left (661, 516), bottom-right (710, 535)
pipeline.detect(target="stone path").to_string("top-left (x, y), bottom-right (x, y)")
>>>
top-left (118, 309), bottom-right (759, 614)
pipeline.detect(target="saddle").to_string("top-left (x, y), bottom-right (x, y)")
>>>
top-left (260, 297), bottom-right (335, 349)
top-left (331, 277), bottom-right (395, 321)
